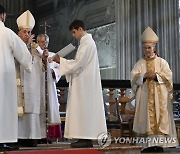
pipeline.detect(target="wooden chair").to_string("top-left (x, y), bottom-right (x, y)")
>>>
top-left (115, 89), bottom-right (135, 137)
top-left (105, 88), bottom-right (121, 129)
top-left (105, 88), bottom-right (135, 137)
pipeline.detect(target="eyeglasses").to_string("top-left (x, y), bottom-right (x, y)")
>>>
top-left (143, 46), bottom-right (155, 50)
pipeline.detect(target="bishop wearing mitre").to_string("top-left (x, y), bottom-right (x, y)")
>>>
top-left (131, 27), bottom-right (179, 152)
top-left (16, 10), bottom-right (48, 147)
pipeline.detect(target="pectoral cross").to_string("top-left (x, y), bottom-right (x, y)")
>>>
top-left (40, 21), bottom-right (51, 34)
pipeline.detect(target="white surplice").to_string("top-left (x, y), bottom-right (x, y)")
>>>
top-left (60, 33), bottom-right (107, 139)
top-left (18, 50), bottom-right (45, 139)
top-left (18, 51), bottom-right (61, 139)
top-left (0, 21), bottom-right (32, 143)
top-left (47, 52), bottom-right (61, 124)
top-left (131, 56), bottom-right (179, 147)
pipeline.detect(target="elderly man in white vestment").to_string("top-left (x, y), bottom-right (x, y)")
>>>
top-left (36, 34), bottom-right (62, 140)
top-left (16, 10), bottom-right (47, 147)
top-left (131, 27), bottom-right (179, 153)
top-left (49, 20), bottom-right (107, 148)
top-left (0, 5), bottom-right (32, 151)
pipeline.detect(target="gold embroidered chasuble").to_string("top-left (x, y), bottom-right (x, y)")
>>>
top-left (131, 56), bottom-right (174, 135)
top-left (146, 58), bottom-right (162, 135)
top-left (130, 56), bottom-right (179, 147)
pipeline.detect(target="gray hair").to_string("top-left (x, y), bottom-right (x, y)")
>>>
top-left (36, 34), bottom-right (49, 43)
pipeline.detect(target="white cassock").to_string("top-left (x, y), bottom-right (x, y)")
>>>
top-left (60, 33), bottom-right (107, 139)
top-left (18, 49), bottom-right (44, 139)
top-left (47, 52), bottom-right (61, 125)
top-left (18, 50), bottom-right (61, 139)
top-left (0, 21), bottom-right (32, 143)
top-left (131, 56), bottom-right (179, 147)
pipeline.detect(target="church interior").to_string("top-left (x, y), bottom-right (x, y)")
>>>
top-left (1, 0), bottom-right (180, 153)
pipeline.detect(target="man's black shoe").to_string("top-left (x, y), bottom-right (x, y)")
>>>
top-left (37, 139), bottom-right (52, 144)
top-left (141, 146), bottom-right (155, 153)
top-left (18, 139), bottom-right (37, 147)
top-left (154, 146), bottom-right (164, 152)
top-left (0, 143), bottom-right (19, 152)
top-left (141, 146), bottom-right (164, 153)
top-left (70, 139), bottom-right (93, 148)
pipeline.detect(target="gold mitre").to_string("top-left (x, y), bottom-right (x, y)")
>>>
top-left (16, 10), bottom-right (35, 30)
top-left (141, 26), bottom-right (159, 43)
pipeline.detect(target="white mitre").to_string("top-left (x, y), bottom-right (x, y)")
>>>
top-left (141, 26), bottom-right (159, 43)
top-left (16, 10), bottom-right (35, 30)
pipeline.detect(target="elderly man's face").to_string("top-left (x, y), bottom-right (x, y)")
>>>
top-left (38, 36), bottom-right (49, 50)
top-left (143, 42), bottom-right (156, 58)
top-left (18, 28), bottom-right (31, 44)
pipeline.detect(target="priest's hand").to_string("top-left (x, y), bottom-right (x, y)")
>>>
top-left (144, 70), bottom-right (156, 80)
top-left (27, 34), bottom-right (35, 48)
top-left (148, 70), bottom-right (157, 80)
top-left (42, 49), bottom-right (49, 61)
top-left (48, 54), bottom-right (60, 64)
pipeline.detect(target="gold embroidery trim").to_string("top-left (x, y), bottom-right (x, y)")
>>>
top-left (157, 73), bottom-right (173, 92)
top-left (156, 84), bottom-right (164, 135)
top-left (146, 58), bottom-right (163, 135)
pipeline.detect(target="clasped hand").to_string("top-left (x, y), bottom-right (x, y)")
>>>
top-left (27, 34), bottom-right (35, 48)
top-left (144, 70), bottom-right (156, 80)
top-left (42, 49), bottom-right (49, 61)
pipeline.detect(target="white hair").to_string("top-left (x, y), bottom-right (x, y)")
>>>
top-left (36, 34), bottom-right (49, 43)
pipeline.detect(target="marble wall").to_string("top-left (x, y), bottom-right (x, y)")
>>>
top-left (87, 23), bottom-right (116, 79)
top-left (36, 0), bottom-right (115, 79)
top-left (35, 0), bottom-right (180, 82)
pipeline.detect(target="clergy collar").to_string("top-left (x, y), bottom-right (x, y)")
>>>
top-left (144, 53), bottom-right (157, 61)
top-left (144, 56), bottom-right (156, 61)
top-left (0, 20), bottom-right (4, 25)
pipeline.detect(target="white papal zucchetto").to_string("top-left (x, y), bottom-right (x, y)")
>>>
top-left (141, 26), bottom-right (159, 43)
top-left (16, 10), bottom-right (35, 30)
